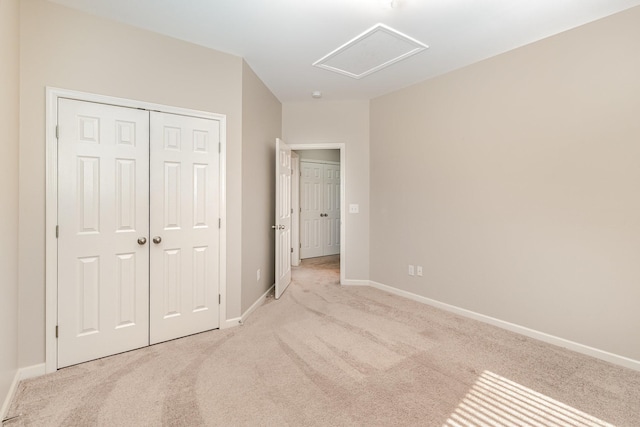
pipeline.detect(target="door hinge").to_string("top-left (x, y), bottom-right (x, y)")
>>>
top-left (218, 294), bottom-right (221, 305)
top-left (291, 208), bottom-right (293, 214)
top-left (55, 325), bottom-right (59, 338)
top-left (299, 243), bottom-right (301, 249)
top-left (218, 218), bottom-right (221, 229)
top-left (55, 125), bottom-right (59, 139)
top-left (218, 142), bottom-right (221, 153)
top-left (291, 247), bottom-right (293, 253)
top-left (56, 225), bottom-right (59, 238)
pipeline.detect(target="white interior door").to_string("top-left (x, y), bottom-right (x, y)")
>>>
top-left (149, 112), bottom-right (220, 344)
top-left (300, 161), bottom-right (341, 259)
top-left (323, 163), bottom-right (341, 256)
top-left (57, 99), bottom-right (150, 368)
top-left (275, 138), bottom-right (292, 299)
top-left (300, 162), bottom-right (323, 259)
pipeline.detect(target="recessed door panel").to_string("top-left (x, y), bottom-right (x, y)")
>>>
top-left (193, 246), bottom-right (208, 311)
top-left (163, 248), bottom-right (182, 318)
top-left (115, 253), bottom-right (137, 328)
top-left (77, 256), bottom-right (100, 336)
top-left (77, 156), bottom-right (100, 234)
top-left (193, 164), bottom-right (208, 228)
top-left (115, 159), bottom-right (136, 232)
top-left (164, 162), bottom-right (181, 230)
top-left (58, 98), bottom-right (150, 368)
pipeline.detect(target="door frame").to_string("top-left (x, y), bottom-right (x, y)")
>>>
top-left (45, 87), bottom-right (228, 373)
top-left (289, 143), bottom-right (346, 286)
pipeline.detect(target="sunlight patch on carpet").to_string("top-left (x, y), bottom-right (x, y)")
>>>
top-left (443, 371), bottom-right (614, 427)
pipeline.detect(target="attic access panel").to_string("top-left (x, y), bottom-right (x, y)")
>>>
top-left (313, 23), bottom-right (428, 79)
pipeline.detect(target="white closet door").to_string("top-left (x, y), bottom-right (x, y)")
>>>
top-left (300, 162), bottom-right (323, 259)
top-left (149, 112), bottom-right (220, 344)
top-left (57, 99), bottom-right (150, 368)
top-left (323, 164), bottom-right (341, 256)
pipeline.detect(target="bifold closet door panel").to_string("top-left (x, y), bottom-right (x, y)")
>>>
top-left (57, 98), bottom-right (150, 368)
top-left (149, 112), bottom-right (221, 345)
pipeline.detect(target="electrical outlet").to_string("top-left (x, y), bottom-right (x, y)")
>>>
top-left (417, 266), bottom-right (423, 277)
top-left (408, 265), bottom-right (415, 276)
top-left (257, 268), bottom-right (261, 281)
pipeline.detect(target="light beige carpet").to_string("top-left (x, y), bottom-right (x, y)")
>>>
top-left (5, 255), bottom-right (640, 426)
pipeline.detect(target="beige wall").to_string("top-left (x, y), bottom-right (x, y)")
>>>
top-left (0, 0), bottom-right (20, 410)
top-left (241, 61), bottom-right (282, 313)
top-left (283, 101), bottom-right (370, 280)
top-left (19, 0), bottom-right (244, 367)
top-left (370, 6), bottom-right (640, 360)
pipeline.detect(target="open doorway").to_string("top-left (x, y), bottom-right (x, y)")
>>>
top-left (289, 144), bottom-right (345, 285)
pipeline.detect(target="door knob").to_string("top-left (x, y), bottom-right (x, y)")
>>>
top-left (137, 237), bottom-right (147, 245)
top-left (152, 236), bottom-right (162, 244)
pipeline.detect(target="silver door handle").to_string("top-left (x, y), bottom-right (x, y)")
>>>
top-left (152, 236), bottom-right (162, 244)
top-left (272, 225), bottom-right (285, 230)
top-left (137, 237), bottom-right (147, 245)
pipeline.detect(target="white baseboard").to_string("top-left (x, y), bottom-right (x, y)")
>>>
top-left (222, 317), bottom-right (242, 329)
top-left (222, 284), bottom-right (275, 329)
top-left (1, 363), bottom-right (46, 421)
top-left (17, 364), bottom-right (46, 381)
top-left (241, 284), bottom-right (275, 324)
top-left (368, 280), bottom-right (640, 372)
top-left (1, 371), bottom-right (19, 422)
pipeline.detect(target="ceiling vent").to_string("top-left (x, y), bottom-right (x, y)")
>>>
top-left (313, 23), bottom-right (428, 79)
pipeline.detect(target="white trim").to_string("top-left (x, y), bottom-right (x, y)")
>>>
top-left (1, 364), bottom-right (46, 421)
top-left (289, 143), bottom-right (346, 286)
top-left (222, 284), bottom-right (275, 328)
top-left (1, 372), bottom-right (19, 422)
top-left (241, 284), bottom-right (275, 324)
top-left (45, 87), bottom-right (227, 373)
top-left (368, 280), bottom-right (640, 372)
top-left (16, 364), bottom-right (46, 381)
top-left (223, 317), bottom-right (243, 329)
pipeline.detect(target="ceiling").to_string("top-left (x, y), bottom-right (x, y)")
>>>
top-left (48, 0), bottom-right (640, 103)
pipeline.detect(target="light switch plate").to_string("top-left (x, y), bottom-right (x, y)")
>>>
top-left (349, 204), bottom-right (359, 214)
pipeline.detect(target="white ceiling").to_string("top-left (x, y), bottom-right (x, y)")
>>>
top-left (49, 0), bottom-right (640, 103)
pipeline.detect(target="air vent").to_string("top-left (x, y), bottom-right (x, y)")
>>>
top-left (313, 23), bottom-right (428, 79)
